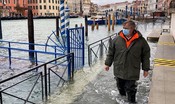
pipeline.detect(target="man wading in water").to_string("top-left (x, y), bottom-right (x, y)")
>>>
top-left (105, 20), bottom-right (150, 103)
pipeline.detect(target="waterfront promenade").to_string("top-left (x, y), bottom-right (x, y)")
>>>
top-left (148, 32), bottom-right (175, 104)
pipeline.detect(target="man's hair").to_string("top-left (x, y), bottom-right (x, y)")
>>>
top-left (123, 20), bottom-right (136, 28)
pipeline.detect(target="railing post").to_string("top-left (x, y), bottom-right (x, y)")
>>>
top-left (67, 54), bottom-right (71, 80)
top-left (54, 46), bottom-right (57, 64)
top-left (82, 27), bottom-right (85, 66)
top-left (8, 42), bottom-right (11, 69)
top-left (0, 91), bottom-right (3, 104)
top-left (66, 29), bottom-right (71, 80)
top-left (44, 64), bottom-right (48, 100)
top-left (48, 68), bottom-right (51, 96)
top-left (40, 72), bottom-right (44, 101)
top-left (100, 40), bottom-right (103, 59)
top-left (35, 52), bottom-right (38, 66)
top-left (88, 45), bottom-right (92, 66)
top-left (71, 53), bottom-right (74, 81)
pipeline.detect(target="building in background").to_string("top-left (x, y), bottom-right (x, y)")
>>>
top-left (147, 0), bottom-right (157, 13)
top-left (169, 0), bottom-right (175, 38)
top-left (83, 0), bottom-right (91, 16)
top-left (98, 4), bottom-right (110, 12)
top-left (67, 0), bottom-right (91, 16)
top-left (37, 0), bottom-right (59, 16)
top-left (67, 0), bottom-right (80, 14)
top-left (0, 0), bottom-right (28, 17)
top-left (163, 0), bottom-right (172, 15)
top-left (0, 0), bottom-right (170, 17)
top-left (27, 0), bottom-right (38, 16)
top-left (0, 0), bottom-right (60, 17)
top-left (115, 1), bottom-right (128, 12)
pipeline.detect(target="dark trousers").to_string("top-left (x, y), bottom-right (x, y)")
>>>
top-left (116, 77), bottom-right (137, 103)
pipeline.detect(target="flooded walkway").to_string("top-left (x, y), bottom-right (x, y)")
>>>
top-left (49, 40), bottom-right (157, 104)
top-left (0, 18), bottom-right (164, 104)
top-left (49, 61), bottom-right (153, 104)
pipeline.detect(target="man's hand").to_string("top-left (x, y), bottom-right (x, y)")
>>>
top-left (143, 71), bottom-right (149, 77)
top-left (104, 65), bottom-right (110, 71)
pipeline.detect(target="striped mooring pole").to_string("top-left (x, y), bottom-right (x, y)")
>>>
top-left (60, 0), bottom-right (66, 37)
top-left (65, 4), bottom-right (70, 31)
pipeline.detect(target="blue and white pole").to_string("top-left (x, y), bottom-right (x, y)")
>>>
top-left (65, 5), bottom-right (70, 32)
top-left (60, 0), bottom-right (65, 37)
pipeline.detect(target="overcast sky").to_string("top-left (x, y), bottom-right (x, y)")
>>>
top-left (91, 0), bottom-right (134, 5)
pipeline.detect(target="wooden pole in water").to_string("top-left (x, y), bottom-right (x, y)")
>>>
top-left (85, 15), bottom-right (88, 37)
top-left (108, 14), bottom-right (111, 31)
top-left (28, 9), bottom-right (35, 64)
top-left (0, 15), bottom-right (2, 39)
top-left (96, 23), bottom-right (99, 30)
top-left (56, 16), bottom-right (59, 37)
top-left (75, 24), bottom-right (78, 27)
top-left (80, 23), bottom-right (83, 27)
top-left (112, 14), bottom-right (115, 31)
top-left (92, 18), bottom-right (95, 31)
top-left (91, 24), bottom-right (94, 31)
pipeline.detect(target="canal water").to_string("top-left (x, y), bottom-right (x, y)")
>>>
top-left (0, 18), bottom-right (163, 104)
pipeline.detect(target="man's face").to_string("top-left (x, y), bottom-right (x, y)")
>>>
top-left (123, 23), bottom-right (134, 35)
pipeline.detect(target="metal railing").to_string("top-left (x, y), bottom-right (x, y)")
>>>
top-left (88, 34), bottom-right (117, 66)
top-left (0, 40), bottom-right (65, 68)
top-left (0, 53), bottom-right (74, 104)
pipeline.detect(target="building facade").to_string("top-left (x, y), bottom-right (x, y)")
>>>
top-left (0, 0), bottom-right (28, 17)
top-left (147, 0), bottom-right (157, 13)
top-left (67, 0), bottom-right (81, 14)
top-left (83, 0), bottom-right (91, 15)
top-left (67, 0), bottom-right (91, 16)
top-left (37, 0), bottom-right (59, 16)
top-left (0, 0), bottom-right (60, 17)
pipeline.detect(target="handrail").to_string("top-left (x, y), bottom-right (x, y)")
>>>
top-left (88, 33), bottom-right (117, 66)
top-left (0, 40), bottom-right (66, 68)
top-left (0, 40), bottom-right (64, 48)
top-left (0, 52), bottom-right (74, 104)
top-left (88, 34), bottom-right (115, 46)
top-left (0, 53), bottom-right (73, 84)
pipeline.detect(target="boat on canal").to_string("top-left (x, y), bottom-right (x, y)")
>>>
top-left (87, 12), bottom-right (106, 25)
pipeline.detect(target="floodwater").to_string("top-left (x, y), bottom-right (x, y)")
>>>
top-left (0, 18), bottom-right (164, 104)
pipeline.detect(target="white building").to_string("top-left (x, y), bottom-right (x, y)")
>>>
top-left (38, 0), bottom-right (59, 16)
top-left (98, 5), bottom-right (110, 12)
top-left (67, 0), bottom-right (81, 14)
top-left (66, 0), bottom-right (91, 15)
top-left (115, 1), bottom-right (128, 12)
top-left (83, 0), bottom-right (91, 15)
